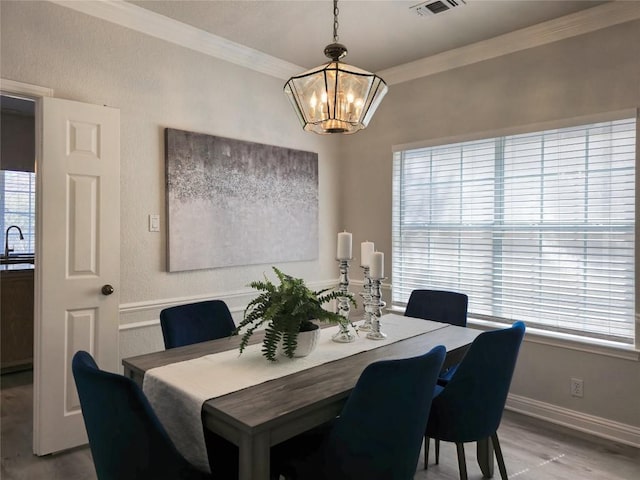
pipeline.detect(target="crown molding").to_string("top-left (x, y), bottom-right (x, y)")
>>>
top-left (48, 0), bottom-right (302, 80)
top-left (380, 1), bottom-right (640, 85)
top-left (49, 1), bottom-right (640, 85)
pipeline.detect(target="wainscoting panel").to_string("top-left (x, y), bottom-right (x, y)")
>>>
top-left (117, 283), bottom-right (637, 448)
top-left (117, 279), bottom-right (347, 365)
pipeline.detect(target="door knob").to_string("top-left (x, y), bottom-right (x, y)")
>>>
top-left (101, 284), bottom-right (115, 296)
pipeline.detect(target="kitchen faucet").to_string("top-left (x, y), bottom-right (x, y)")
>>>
top-left (4, 225), bottom-right (24, 258)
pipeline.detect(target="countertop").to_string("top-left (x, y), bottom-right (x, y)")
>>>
top-left (0, 263), bottom-right (35, 272)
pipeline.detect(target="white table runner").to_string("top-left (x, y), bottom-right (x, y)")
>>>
top-left (143, 313), bottom-right (446, 472)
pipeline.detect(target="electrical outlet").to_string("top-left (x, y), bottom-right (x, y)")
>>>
top-left (570, 377), bottom-right (584, 398)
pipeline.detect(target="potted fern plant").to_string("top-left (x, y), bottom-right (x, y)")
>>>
top-left (235, 267), bottom-right (355, 361)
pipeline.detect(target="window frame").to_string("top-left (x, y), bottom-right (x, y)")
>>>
top-left (391, 109), bottom-right (640, 351)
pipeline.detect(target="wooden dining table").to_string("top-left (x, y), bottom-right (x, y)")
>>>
top-left (122, 316), bottom-right (492, 480)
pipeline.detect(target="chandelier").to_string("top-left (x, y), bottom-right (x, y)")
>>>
top-left (284, 0), bottom-right (388, 134)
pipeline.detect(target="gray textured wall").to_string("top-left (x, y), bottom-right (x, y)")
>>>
top-left (0, 0), bottom-right (341, 313)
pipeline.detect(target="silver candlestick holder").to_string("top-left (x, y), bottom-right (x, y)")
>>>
top-left (333, 258), bottom-right (356, 343)
top-left (366, 276), bottom-right (387, 340)
top-left (358, 266), bottom-right (373, 332)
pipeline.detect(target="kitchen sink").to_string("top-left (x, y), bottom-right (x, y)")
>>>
top-left (0, 255), bottom-right (35, 265)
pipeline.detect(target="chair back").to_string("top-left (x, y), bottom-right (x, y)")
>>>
top-left (72, 351), bottom-right (208, 480)
top-left (426, 321), bottom-right (526, 443)
top-left (160, 300), bottom-right (235, 349)
top-left (405, 289), bottom-right (468, 327)
top-left (323, 345), bottom-right (446, 480)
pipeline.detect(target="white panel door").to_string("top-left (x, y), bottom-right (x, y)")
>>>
top-left (34, 97), bottom-right (120, 454)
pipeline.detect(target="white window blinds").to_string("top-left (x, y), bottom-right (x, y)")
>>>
top-left (392, 117), bottom-right (636, 345)
top-left (1, 170), bottom-right (36, 254)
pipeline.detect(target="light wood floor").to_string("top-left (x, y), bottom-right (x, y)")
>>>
top-left (2, 369), bottom-right (638, 480)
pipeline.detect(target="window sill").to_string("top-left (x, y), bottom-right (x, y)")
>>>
top-left (469, 317), bottom-right (639, 361)
top-left (387, 306), bottom-right (639, 361)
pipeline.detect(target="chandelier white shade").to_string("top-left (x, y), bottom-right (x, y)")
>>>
top-left (284, 1), bottom-right (388, 134)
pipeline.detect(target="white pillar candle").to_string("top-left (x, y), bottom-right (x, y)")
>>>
top-left (337, 231), bottom-right (352, 260)
top-left (360, 241), bottom-right (374, 267)
top-left (370, 251), bottom-right (384, 279)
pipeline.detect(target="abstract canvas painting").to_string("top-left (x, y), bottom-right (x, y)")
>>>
top-left (165, 128), bottom-right (319, 272)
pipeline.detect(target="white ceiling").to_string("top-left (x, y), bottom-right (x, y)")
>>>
top-left (127, 0), bottom-right (608, 73)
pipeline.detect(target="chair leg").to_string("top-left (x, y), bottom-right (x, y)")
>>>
top-left (435, 438), bottom-right (440, 465)
top-left (455, 442), bottom-right (468, 480)
top-left (491, 432), bottom-right (508, 480)
top-left (424, 435), bottom-right (430, 469)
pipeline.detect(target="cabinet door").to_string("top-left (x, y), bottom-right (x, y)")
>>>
top-left (0, 270), bottom-right (34, 371)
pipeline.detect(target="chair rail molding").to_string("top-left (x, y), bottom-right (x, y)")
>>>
top-left (118, 278), bottom-right (380, 361)
top-left (119, 278), bottom-right (341, 328)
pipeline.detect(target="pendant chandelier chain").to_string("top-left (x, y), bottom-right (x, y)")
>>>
top-left (333, 0), bottom-right (339, 43)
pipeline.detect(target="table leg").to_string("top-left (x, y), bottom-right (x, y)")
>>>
top-left (477, 437), bottom-right (494, 478)
top-left (239, 431), bottom-right (271, 480)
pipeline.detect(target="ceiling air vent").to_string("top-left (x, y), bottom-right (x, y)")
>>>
top-left (411, 0), bottom-right (467, 16)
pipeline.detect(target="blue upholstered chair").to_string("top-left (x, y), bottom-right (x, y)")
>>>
top-left (72, 350), bottom-right (215, 480)
top-left (405, 289), bottom-right (468, 328)
top-left (424, 321), bottom-right (526, 480)
top-left (160, 300), bottom-right (235, 349)
top-left (405, 289), bottom-right (468, 382)
top-left (273, 345), bottom-right (447, 480)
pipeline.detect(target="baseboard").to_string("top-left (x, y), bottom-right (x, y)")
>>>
top-left (506, 393), bottom-right (640, 448)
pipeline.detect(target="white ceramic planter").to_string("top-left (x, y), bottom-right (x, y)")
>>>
top-left (293, 326), bottom-right (320, 357)
top-left (277, 324), bottom-right (320, 358)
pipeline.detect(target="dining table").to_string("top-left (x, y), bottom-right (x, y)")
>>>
top-left (122, 313), bottom-right (492, 480)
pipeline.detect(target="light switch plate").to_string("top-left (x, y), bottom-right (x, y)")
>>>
top-left (149, 214), bottom-right (160, 232)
